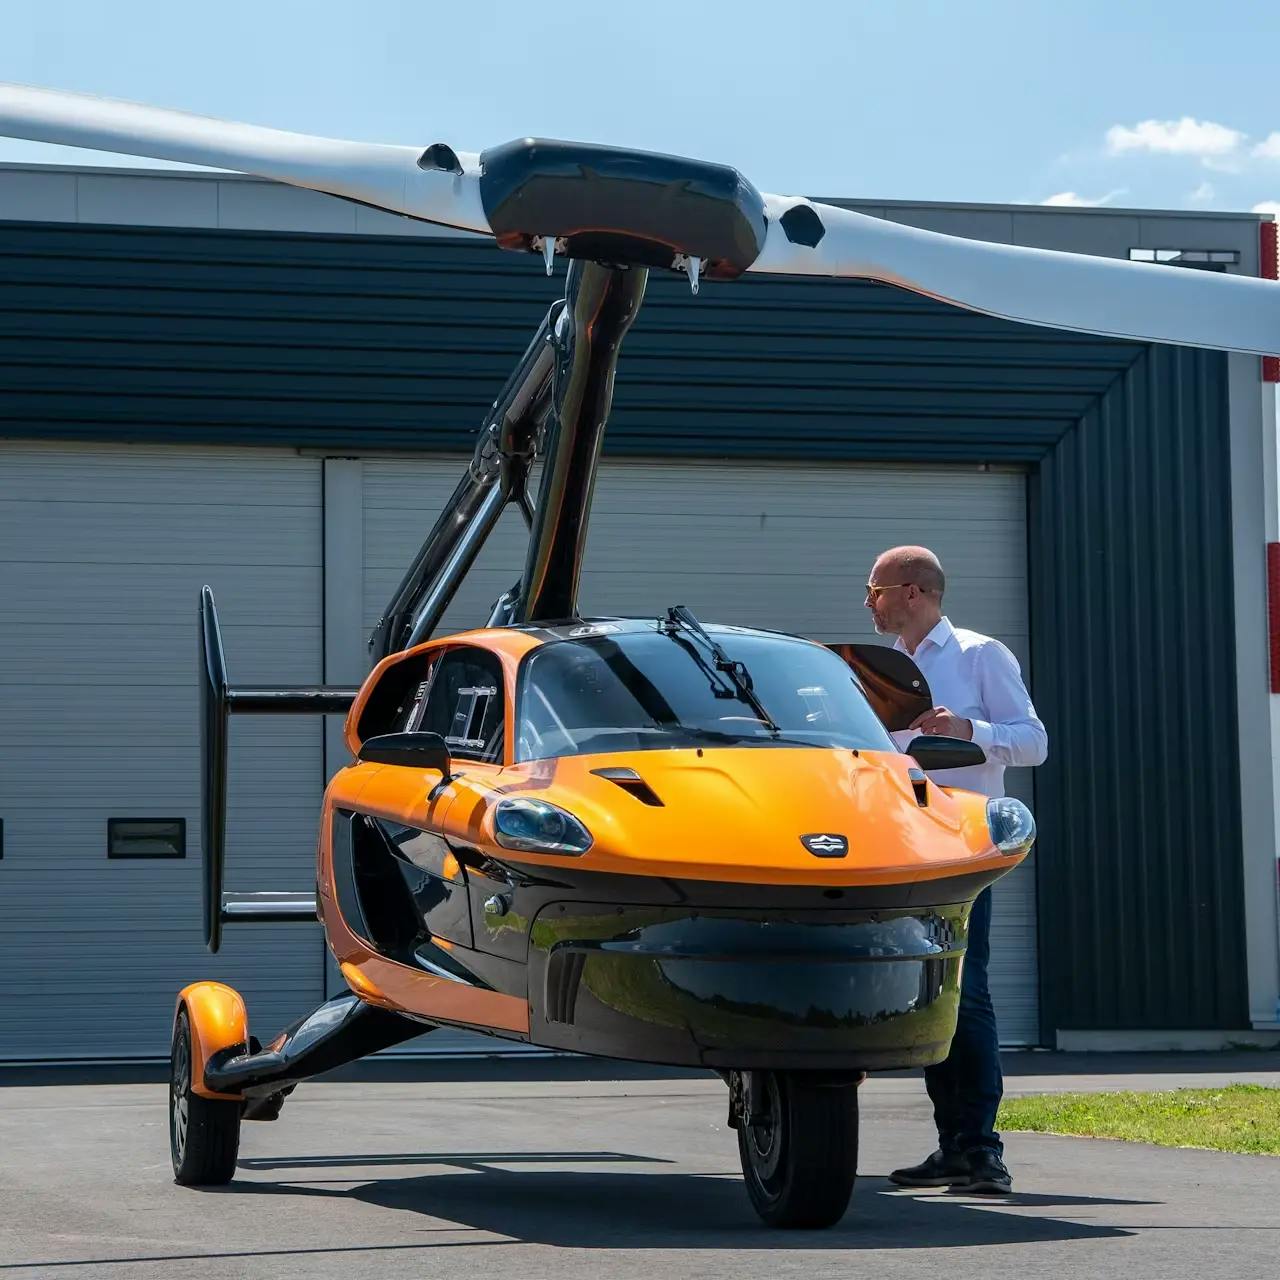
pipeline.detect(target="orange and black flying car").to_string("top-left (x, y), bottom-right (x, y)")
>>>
top-left (137, 130), bottom-right (1042, 1230)
top-left (181, 590), bottom-right (1033, 1226)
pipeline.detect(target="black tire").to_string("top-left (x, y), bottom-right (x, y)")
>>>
top-left (736, 1070), bottom-right (858, 1228)
top-left (169, 1007), bottom-right (241, 1186)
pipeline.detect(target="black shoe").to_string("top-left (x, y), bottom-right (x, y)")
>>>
top-left (957, 1148), bottom-right (1012, 1195)
top-left (888, 1148), bottom-right (972, 1187)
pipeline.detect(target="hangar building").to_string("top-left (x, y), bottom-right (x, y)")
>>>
top-left (0, 161), bottom-right (1277, 1059)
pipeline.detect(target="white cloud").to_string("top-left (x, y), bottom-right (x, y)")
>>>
top-left (1253, 133), bottom-right (1280, 160)
top-left (1106, 117), bottom-right (1244, 161)
top-left (1189, 181), bottom-right (1215, 202)
top-left (1041, 189), bottom-right (1125, 207)
top-left (1252, 201), bottom-right (1280, 216)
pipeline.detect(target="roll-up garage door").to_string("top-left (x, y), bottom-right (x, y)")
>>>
top-left (0, 441), bottom-right (326, 1060)
top-left (360, 456), bottom-right (1040, 1047)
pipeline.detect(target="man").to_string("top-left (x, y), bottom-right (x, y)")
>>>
top-left (865, 544), bottom-right (1047, 1195)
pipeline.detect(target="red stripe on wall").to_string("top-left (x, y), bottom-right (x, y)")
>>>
top-left (1262, 224), bottom-right (1280, 381)
top-left (1262, 221), bottom-right (1279, 279)
top-left (1269, 543), bottom-right (1280, 693)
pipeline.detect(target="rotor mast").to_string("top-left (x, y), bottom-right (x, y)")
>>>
top-left (362, 137), bottom-right (773, 656)
top-left (516, 261), bottom-right (648, 623)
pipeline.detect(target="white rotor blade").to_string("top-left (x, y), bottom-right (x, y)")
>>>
top-left (752, 196), bottom-right (1280, 356)
top-left (0, 83), bottom-right (490, 234)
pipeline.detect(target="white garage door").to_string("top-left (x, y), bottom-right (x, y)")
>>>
top-left (0, 445), bottom-right (1037, 1062)
top-left (360, 456), bottom-right (1040, 1046)
top-left (0, 441), bottom-right (327, 1060)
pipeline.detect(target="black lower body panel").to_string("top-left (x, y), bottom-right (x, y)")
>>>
top-left (204, 994), bottom-right (429, 1096)
top-left (332, 810), bottom-right (990, 1068)
top-left (527, 903), bottom-right (969, 1070)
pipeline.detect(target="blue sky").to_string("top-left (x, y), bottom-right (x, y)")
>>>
top-left (2, 0), bottom-right (1280, 214)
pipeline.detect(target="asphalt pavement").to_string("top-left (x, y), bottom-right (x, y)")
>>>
top-left (1, 1051), bottom-right (1278, 1279)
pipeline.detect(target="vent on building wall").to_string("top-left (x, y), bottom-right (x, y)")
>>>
top-left (107, 818), bottom-right (186, 859)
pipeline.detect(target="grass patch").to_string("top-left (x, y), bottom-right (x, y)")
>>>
top-left (998, 1085), bottom-right (1280, 1155)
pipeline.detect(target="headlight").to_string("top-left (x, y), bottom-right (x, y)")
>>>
top-left (986, 797), bottom-right (1036, 857)
top-left (493, 798), bottom-right (593, 855)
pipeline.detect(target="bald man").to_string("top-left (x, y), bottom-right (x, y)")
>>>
top-left (865, 545), bottom-right (1046, 1195)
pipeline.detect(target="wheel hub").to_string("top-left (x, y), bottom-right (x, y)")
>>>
top-left (744, 1072), bottom-right (783, 1183)
top-left (171, 1030), bottom-right (190, 1161)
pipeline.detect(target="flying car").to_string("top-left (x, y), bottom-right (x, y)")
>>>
top-left (1, 83), bottom-right (1275, 1230)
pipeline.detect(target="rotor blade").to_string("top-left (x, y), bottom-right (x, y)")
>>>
top-left (0, 83), bottom-right (490, 234)
top-left (751, 195), bottom-right (1280, 356)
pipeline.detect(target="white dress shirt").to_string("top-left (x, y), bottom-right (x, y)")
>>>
top-left (890, 616), bottom-right (1047, 798)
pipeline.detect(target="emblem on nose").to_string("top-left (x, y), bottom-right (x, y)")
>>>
top-left (801, 833), bottom-right (848, 858)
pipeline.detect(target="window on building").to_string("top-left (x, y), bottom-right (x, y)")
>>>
top-left (1129, 248), bottom-right (1239, 273)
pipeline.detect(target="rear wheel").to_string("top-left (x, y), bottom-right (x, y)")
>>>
top-left (736, 1069), bottom-right (858, 1228)
top-left (170, 1007), bottom-right (240, 1185)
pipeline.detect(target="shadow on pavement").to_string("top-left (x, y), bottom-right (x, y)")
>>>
top-left (211, 1161), bottom-right (1145, 1249)
top-left (239, 1149), bottom-right (673, 1171)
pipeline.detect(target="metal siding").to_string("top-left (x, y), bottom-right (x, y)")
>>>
top-left (361, 457), bottom-right (1040, 1046)
top-left (0, 441), bottom-right (326, 1059)
top-left (0, 221), bottom-right (1123, 460)
top-left (1031, 348), bottom-right (1248, 1033)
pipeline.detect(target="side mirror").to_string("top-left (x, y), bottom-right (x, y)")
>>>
top-left (905, 735), bottom-right (987, 771)
top-left (358, 731), bottom-right (452, 775)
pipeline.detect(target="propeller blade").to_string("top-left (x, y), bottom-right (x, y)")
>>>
top-left (751, 195), bottom-right (1280, 356)
top-left (2, 85), bottom-right (1275, 354)
top-left (0, 83), bottom-right (490, 234)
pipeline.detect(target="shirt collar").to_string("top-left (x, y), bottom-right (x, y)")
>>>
top-left (893, 615), bottom-right (954, 655)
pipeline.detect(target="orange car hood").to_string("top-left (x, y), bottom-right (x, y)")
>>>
top-left (457, 747), bottom-right (1003, 887)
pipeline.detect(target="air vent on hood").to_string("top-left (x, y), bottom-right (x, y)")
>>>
top-left (908, 767), bottom-right (929, 808)
top-left (590, 766), bottom-right (664, 807)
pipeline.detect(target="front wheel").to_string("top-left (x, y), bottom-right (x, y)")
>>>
top-left (170, 1007), bottom-right (241, 1185)
top-left (735, 1070), bottom-right (858, 1228)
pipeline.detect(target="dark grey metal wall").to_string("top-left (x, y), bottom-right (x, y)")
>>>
top-left (0, 222), bottom-right (1125, 454)
top-left (1031, 347), bottom-right (1245, 1032)
top-left (0, 220), bottom-right (1248, 1034)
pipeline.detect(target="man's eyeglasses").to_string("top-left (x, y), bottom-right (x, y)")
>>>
top-left (864, 582), bottom-right (914, 601)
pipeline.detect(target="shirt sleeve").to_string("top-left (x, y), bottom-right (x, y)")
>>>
top-left (968, 641), bottom-right (1048, 767)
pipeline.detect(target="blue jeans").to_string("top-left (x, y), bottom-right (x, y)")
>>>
top-left (924, 886), bottom-right (1003, 1155)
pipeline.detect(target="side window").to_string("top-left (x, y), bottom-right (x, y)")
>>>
top-left (414, 647), bottom-right (506, 763)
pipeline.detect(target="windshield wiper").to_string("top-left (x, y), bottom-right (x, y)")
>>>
top-left (661, 605), bottom-right (781, 734)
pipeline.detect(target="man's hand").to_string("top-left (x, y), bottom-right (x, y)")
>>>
top-left (909, 706), bottom-right (973, 740)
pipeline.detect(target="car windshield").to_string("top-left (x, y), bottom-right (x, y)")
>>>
top-left (515, 627), bottom-right (896, 761)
